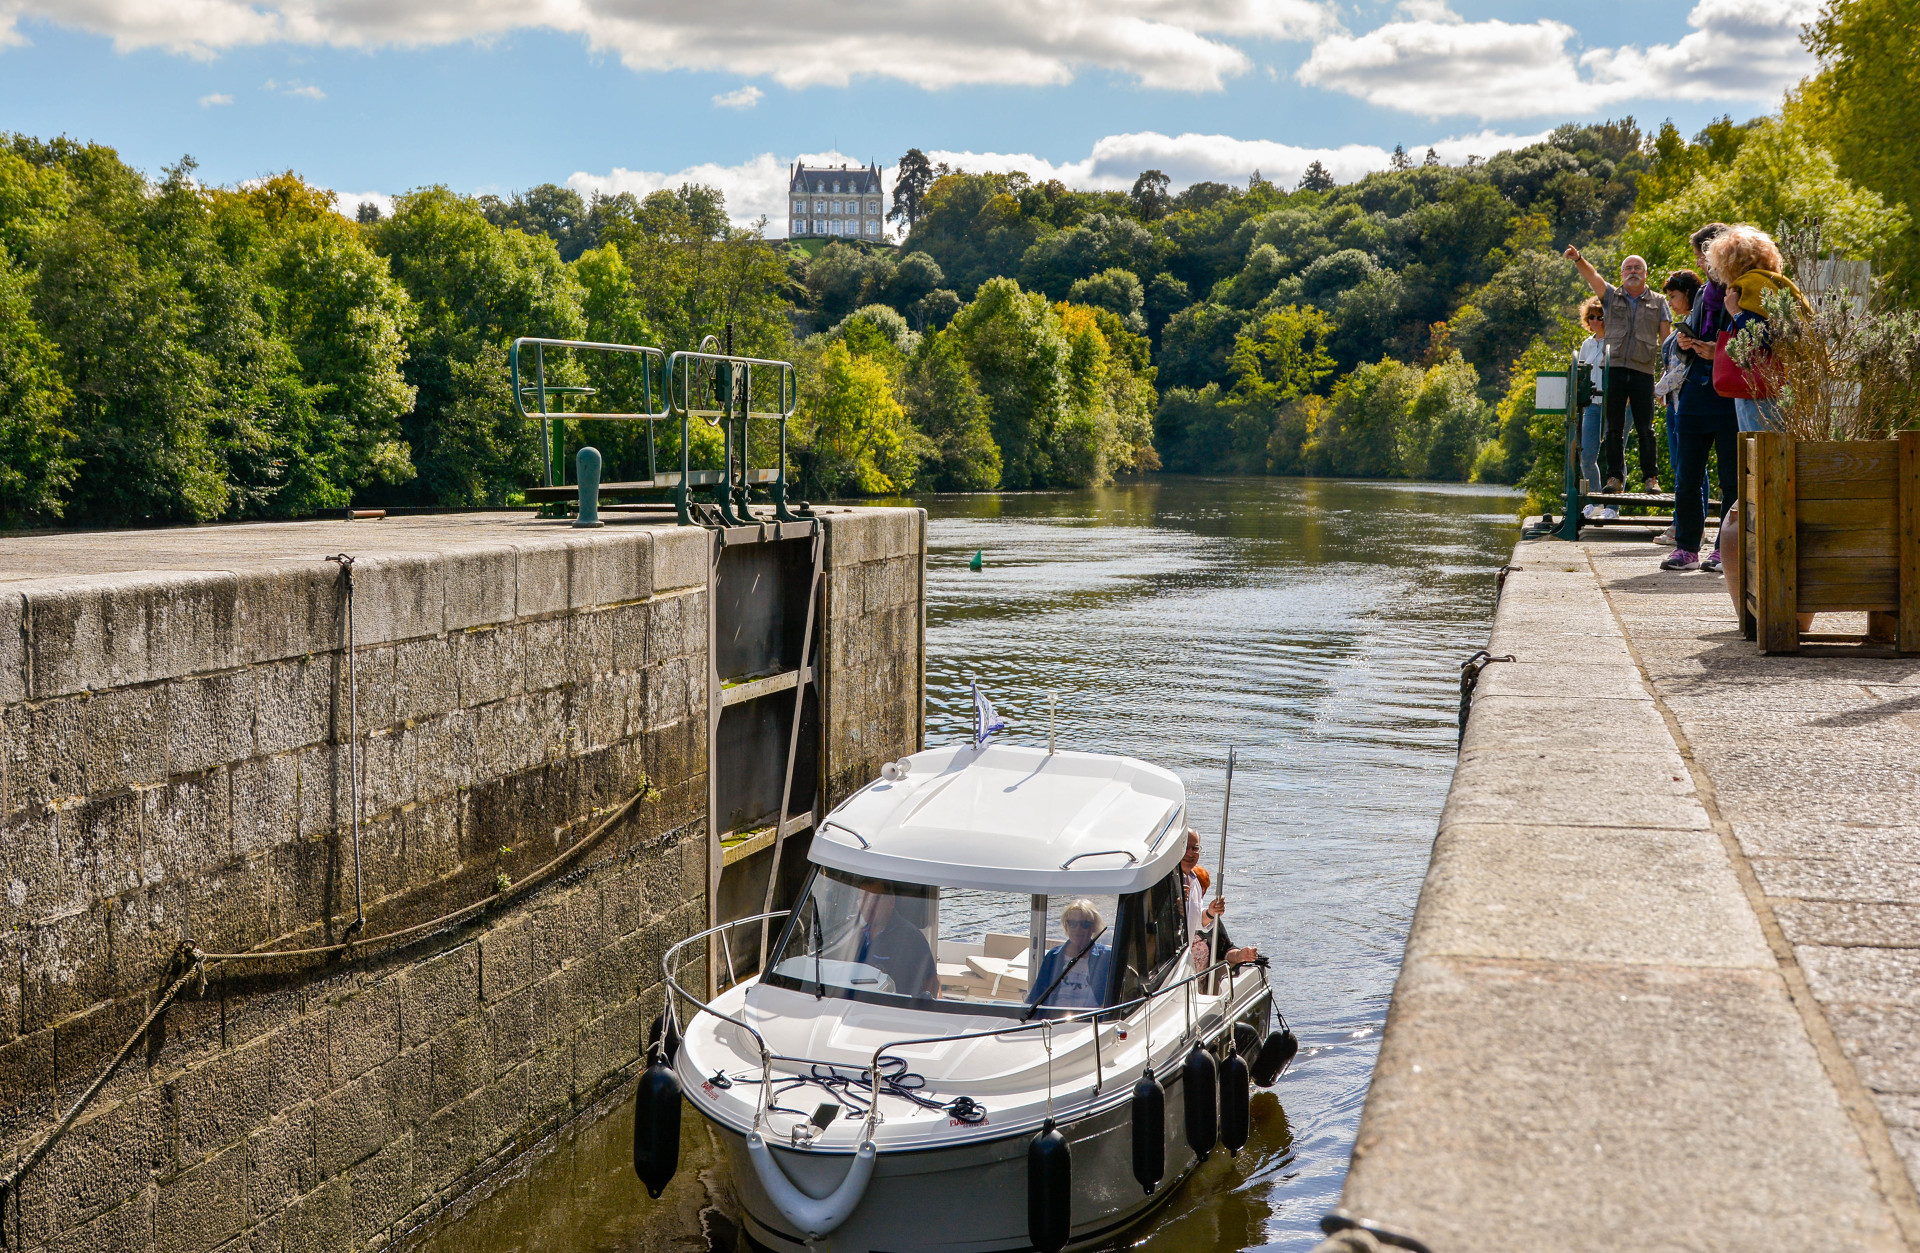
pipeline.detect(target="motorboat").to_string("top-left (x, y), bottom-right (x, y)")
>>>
top-left (635, 740), bottom-right (1298, 1252)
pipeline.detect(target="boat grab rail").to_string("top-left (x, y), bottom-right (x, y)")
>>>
top-left (1058, 849), bottom-right (1137, 870)
top-left (661, 910), bottom-right (1267, 1146)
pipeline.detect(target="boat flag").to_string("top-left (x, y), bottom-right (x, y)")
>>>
top-left (972, 680), bottom-right (1006, 746)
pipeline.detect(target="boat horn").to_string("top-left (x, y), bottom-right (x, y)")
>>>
top-left (632, 1041), bottom-right (682, 1199)
top-left (1130, 1066), bottom-right (1165, 1194)
top-left (1182, 1042), bottom-right (1218, 1159)
top-left (1251, 1025), bottom-right (1299, 1087)
top-left (1219, 1041), bottom-right (1250, 1156)
top-left (1028, 1117), bottom-right (1073, 1253)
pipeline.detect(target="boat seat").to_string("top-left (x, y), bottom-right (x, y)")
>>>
top-left (983, 933), bottom-right (1028, 961)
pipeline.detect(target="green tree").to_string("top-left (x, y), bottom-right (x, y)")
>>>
top-left (1067, 268), bottom-right (1147, 333)
top-left (1403, 352), bottom-right (1487, 479)
top-left (1621, 114), bottom-right (1905, 275)
top-left (1130, 170), bottom-right (1172, 220)
top-left (1307, 358), bottom-right (1423, 477)
top-left (903, 331), bottom-right (1001, 490)
top-left (1298, 161), bottom-right (1336, 192)
top-left (1802, 0), bottom-right (1920, 298)
top-left (0, 257), bottom-right (75, 523)
top-left (890, 149), bottom-right (935, 235)
top-left (797, 341), bottom-right (920, 495)
top-left (1226, 306), bottom-right (1335, 407)
top-left (946, 277), bottom-right (1071, 489)
top-left (372, 186), bottom-right (587, 504)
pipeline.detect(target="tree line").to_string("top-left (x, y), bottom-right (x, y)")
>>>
top-left (0, 0), bottom-right (1911, 528)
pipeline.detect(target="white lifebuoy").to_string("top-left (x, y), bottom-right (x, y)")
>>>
top-left (745, 1131), bottom-right (878, 1240)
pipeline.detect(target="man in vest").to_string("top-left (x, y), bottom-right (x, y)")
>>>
top-left (1565, 246), bottom-right (1670, 493)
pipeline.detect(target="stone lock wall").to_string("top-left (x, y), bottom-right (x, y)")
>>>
top-left (819, 509), bottom-right (927, 807)
top-left (0, 520), bottom-right (715, 1253)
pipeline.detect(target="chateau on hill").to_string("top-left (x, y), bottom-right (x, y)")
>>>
top-left (789, 163), bottom-right (885, 241)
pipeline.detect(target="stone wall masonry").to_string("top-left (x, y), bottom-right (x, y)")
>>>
top-left (818, 508), bottom-right (927, 810)
top-left (0, 515), bottom-right (754, 1253)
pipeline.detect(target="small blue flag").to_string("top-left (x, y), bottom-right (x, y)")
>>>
top-left (972, 679), bottom-right (1006, 746)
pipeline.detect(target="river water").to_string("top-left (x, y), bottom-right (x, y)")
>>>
top-left (408, 475), bottom-right (1521, 1253)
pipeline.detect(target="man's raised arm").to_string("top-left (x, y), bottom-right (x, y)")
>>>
top-left (1563, 244), bottom-right (1607, 299)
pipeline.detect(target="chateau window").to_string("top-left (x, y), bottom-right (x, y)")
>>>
top-left (868, 199), bottom-right (879, 213)
top-left (814, 199), bottom-right (825, 213)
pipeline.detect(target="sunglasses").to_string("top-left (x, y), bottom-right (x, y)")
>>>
top-left (1064, 919), bottom-right (1096, 932)
top-left (1585, 315), bottom-right (1603, 323)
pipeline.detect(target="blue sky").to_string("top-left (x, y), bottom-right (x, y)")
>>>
top-left (0, 0), bottom-right (1816, 230)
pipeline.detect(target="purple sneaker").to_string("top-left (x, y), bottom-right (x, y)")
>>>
top-left (1701, 548), bottom-right (1723, 573)
top-left (1660, 549), bottom-right (1702, 571)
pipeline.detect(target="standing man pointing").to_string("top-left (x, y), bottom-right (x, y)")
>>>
top-left (1565, 246), bottom-right (1670, 493)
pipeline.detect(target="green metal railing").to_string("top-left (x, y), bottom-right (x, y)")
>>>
top-left (667, 336), bottom-right (801, 526)
top-left (509, 337), bottom-right (669, 488)
top-left (509, 335), bottom-right (801, 527)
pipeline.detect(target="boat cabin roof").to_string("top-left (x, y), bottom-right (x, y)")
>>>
top-left (809, 743), bottom-right (1187, 894)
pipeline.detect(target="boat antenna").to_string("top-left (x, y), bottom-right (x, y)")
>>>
top-left (1211, 747), bottom-right (1237, 979)
top-left (1048, 691), bottom-right (1056, 755)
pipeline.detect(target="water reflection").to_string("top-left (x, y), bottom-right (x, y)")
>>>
top-left (404, 476), bottom-right (1518, 1253)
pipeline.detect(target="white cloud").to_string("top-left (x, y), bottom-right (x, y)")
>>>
top-left (567, 129), bottom-right (1549, 235)
top-left (331, 189), bottom-right (393, 219)
top-left (712, 84), bottom-right (762, 109)
top-left (199, 91), bottom-right (233, 106)
top-left (1298, 0), bottom-right (1815, 118)
top-left (263, 76), bottom-right (325, 99)
top-left (0, 0), bottom-right (1337, 91)
top-left (570, 150), bottom-right (881, 232)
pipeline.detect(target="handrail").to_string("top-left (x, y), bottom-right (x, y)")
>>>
top-left (1058, 849), bottom-right (1137, 870)
top-left (508, 337), bottom-right (670, 423)
top-left (662, 910), bottom-right (1266, 1145)
top-left (665, 348), bottom-right (799, 424)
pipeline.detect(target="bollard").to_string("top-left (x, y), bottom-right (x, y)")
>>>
top-left (575, 446), bottom-right (605, 528)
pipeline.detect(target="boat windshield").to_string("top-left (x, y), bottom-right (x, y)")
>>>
top-left (763, 868), bottom-right (1123, 1016)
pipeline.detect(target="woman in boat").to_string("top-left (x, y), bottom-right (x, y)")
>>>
top-left (1181, 828), bottom-right (1259, 970)
top-left (1027, 900), bottom-right (1115, 1009)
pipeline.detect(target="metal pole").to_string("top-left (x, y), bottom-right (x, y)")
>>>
top-left (759, 523), bottom-right (825, 968)
top-left (1209, 746), bottom-right (1235, 987)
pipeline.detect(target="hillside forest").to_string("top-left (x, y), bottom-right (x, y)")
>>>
top-left (0, 0), bottom-right (1913, 529)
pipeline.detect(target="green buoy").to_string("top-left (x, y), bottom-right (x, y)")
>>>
top-left (969, 550), bottom-right (984, 571)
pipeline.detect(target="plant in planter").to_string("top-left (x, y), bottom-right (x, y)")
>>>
top-left (1731, 280), bottom-right (1920, 652)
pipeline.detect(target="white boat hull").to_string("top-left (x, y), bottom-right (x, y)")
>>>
top-left (719, 1057), bottom-right (1212, 1253)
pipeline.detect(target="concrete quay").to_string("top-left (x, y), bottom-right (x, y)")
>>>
top-left (1324, 530), bottom-right (1920, 1251)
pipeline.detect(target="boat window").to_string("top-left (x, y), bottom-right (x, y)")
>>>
top-left (1113, 870), bottom-right (1187, 1006)
top-left (762, 869), bottom-right (1122, 1016)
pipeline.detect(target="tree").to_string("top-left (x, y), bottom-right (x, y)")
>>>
top-left (1390, 145), bottom-right (1414, 171)
top-left (0, 257), bottom-right (75, 524)
top-left (889, 148), bottom-right (935, 235)
top-left (1801, 0), bottom-right (1920, 298)
top-left (1067, 268), bottom-right (1147, 333)
top-left (1620, 114), bottom-right (1905, 276)
top-left (1130, 169), bottom-right (1172, 220)
top-left (884, 251), bottom-right (945, 314)
top-left (946, 277), bottom-right (1071, 489)
top-left (903, 331), bottom-right (1000, 490)
top-left (1227, 306), bottom-right (1336, 408)
top-left (796, 340), bottom-right (919, 496)
top-left (1297, 161), bottom-right (1336, 192)
top-left (1307, 357), bottom-right (1422, 477)
top-left (372, 186), bottom-right (587, 505)
top-left (1017, 213), bottom-right (1158, 301)
top-left (1424, 147), bottom-right (1441, 167)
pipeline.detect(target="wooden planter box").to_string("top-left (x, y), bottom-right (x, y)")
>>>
top-left (1739, 430), bottom-right (1920, 653)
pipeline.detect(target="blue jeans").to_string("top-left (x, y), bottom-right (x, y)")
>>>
top-left (1579, 403), bottom-right (1604, 493)
top-left (1668, 405), bottom-right (1707, 521)
top-left (1735, 397), bottom-right (1782, 432)
top-left (1674, 427), bottom-right (1736, 553)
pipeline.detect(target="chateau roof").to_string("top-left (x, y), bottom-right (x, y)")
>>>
top-left (789, 164), bottom-right (883, 195)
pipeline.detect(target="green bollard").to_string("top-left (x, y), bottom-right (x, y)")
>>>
top-left (575, 447), bottom-right (605, 528)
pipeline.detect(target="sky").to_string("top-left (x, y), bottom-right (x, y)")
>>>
top-left (0, 0), bottom-right (1819, 234)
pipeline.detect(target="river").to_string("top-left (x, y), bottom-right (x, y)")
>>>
top-left (406, 475), bottom-right (1522, 1253)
